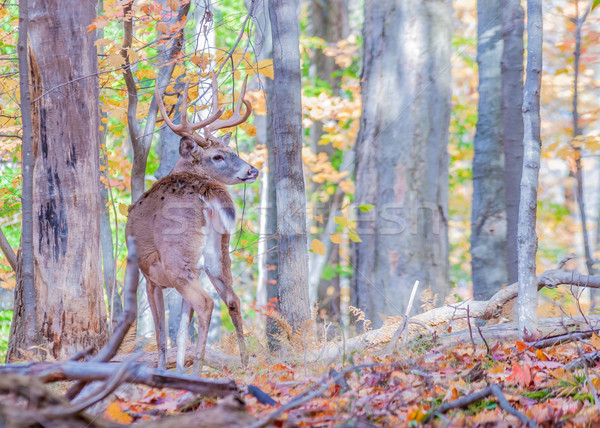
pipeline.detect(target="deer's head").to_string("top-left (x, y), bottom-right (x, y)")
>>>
top-left (157, 75), bottom-right (259, 185)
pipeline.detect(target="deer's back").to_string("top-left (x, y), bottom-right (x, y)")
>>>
top-left (126, 172), bottom-right (234, 273)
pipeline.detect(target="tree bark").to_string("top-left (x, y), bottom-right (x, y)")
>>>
top-left (269, 0), bottom-right (311, 328)
top-left (471, 0), bottom-right (507, 300)
top-left (251, 0), bottom-right (279, 344)
top-left (96, 0), bottom-right (121, 330)
top-left (572, 0), bottom-right (595, 275)
top-left (352, 0), bottom-right (451, 326)
top-left (11, 0), bottom-right (37, 355)
top-left (500, 0), bottom-right (524, 285)
top-left (9, 0), bottom-right (108, 360)
top-left (517, 0), bottom-right (543, 340)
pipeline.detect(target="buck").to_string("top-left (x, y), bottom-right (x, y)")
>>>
top-left (126, 75), bottom-right (257, 372)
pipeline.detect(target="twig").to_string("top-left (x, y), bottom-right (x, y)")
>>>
top-left (572, 336), bottom-right (600, 414)
top-left (489, 385), bottom-right (537, 427)
top-left (248, 373), bottom-right (338, 428)
top-left (530, 330), bottom-right (594, 349)
top-left (41, 352), bottom-right (143, 417)
top-left (0, 360), bottom-right (237, 397)
top-left (0, 226), bottom-right (17, 272)
top-left (565, 350), bottom-right (600, 370)
top-left (466, 306), bottom-right (476, 350)
top-left (69, 346), bottom-right (95, 362)
top-left (388, 280), bottom-right (420, 351)
top-left (425, 384), bottom-right (536, 427)
top-left (476, 324), bottom-right (493, 360)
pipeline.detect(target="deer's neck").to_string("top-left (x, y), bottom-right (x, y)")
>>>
top-left (171, 158), bottom-right (207, 176)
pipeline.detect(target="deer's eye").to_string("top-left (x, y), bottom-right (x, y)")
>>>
top-left (212, 154), bottom-right (225, 162)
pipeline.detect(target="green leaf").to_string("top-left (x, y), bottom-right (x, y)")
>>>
top-left (358, 204), bottom-right (374, 212)
top-left (594, 0), bottom-right (600, 9)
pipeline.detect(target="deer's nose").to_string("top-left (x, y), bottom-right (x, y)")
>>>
top-left (247, 167), bottom-right (259, 179)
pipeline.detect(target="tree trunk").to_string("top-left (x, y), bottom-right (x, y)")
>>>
top-left (500, 0), bottom-right (524, 285)
top-left (251, 0), bottom-right (279, 344)
top-left (572, 1), bottom-right (595, 276)
top-left (352, 0), bottom-right (451, 327)
top-left (471, 0), bottom-right (507, 301)
top-left (10, 0), bottom-right (36, 357)
top-left (9, 0), bottom-right (107, 360)
top-left (306, 0), bottom-right (349, 313)
top-left (269, 0), bottom-right (311, 328)
top-left (517, 0), bottom-right (543, 340)
top-left (96, 0), bottom-right (121, 330)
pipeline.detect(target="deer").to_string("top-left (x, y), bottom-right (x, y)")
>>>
top-left (125, 75), bottom-right (258, 372)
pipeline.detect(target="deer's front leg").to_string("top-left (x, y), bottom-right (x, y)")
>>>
top-left (204, 232), bottom-right (248, 366)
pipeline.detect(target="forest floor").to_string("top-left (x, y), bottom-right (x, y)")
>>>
top-left (93, 335), bottom-right (599, 427)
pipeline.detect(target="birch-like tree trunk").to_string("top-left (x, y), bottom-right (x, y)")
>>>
top-left (517, 0), bottom-right (543, 339)
top-left (500, 0), bottom-right (524, 285)
top-left (9, 0), bottom-right (107, 360)
top-left (353, 0), bottom-right (451, 327)
top-left (252, 0), bottom-right (279, 342)
top-left (471, 0), bottom-right (507, 300)
top-left (269, 0), bottom-right (311, 328)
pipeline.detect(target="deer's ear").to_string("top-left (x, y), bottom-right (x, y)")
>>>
top-left (179, 137), bottom-right (201, 158)
top-left (219, 132), bottom-right (232, 146)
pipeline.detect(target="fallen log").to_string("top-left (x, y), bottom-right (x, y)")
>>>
top-left (437, 315), bottom-right (600, 347)
top-left (0, 360), bottom-right (237, 397)
top-left (316, 269), bottom-right (600, 360)
top-left (111, 345), bottom-right (241, 371)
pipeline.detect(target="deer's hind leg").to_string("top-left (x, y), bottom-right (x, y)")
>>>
top-left (203, 231), bottom-right (248, 366)
top-left (145, 276), bottom-right (167, 370)
top-left (161, 249), bottom-right (213, 373)
top-left (176, 299), bottom-right (193, 373)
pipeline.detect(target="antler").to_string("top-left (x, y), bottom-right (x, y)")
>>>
top-left (156, 74), bottom-right (253, 147)
top-left (203, 74), bottom-right (252, 139)
top-left (155, 80), bottom-right (224, 148)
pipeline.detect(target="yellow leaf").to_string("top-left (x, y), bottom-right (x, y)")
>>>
top-left (311, 239), bottom-right (326, 255)
top-left (118, 203), bottom-right (129, 218)
top-left (107, 52), bottom-right (124, 69)
top-left (334, 216), bottom-right (348, 228)
top-left (163, 95), bottom-right (179, 105)
top-left (94, 38), bottom-right (113, 48)
top-left (330, 234), bottom-right (342, 244)
top-left (348, 231), bottom-right (362, 242)
top-left (239, 122), bottom-right (257, 136)
top-left (256, 59), bottom-right (274, 79)
top-left (135, 68), bottom-right (156, 80)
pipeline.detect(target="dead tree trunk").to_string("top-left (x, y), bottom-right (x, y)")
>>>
top-left (517, 0), bottom-right (543, 339)
top-left (9, 0), bottom-right (108, 360)
top-left (269, 0), bottom-right (311, 328)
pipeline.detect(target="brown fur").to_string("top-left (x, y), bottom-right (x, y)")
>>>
top-left (126, 172), bottom-right (234, 275)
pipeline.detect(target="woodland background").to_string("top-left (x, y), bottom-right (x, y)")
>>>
top-left (0, 0), bottom-right (599, 353)
top-left (0, 0), bottom-right (600, 424)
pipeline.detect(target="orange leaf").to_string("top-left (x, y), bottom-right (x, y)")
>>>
top-left (104, 402), bottom-right (133, 424)
top-left (591, 334), bottom-right (600, 350)
top-left (515, 340), bottom-right (529, 352)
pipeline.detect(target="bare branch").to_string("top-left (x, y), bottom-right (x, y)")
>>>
top-left (0, 226), bottom-right (17, 272)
